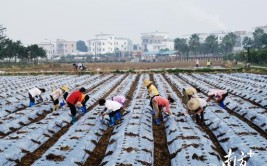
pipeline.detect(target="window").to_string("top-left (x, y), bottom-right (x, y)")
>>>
top-left (103, 48), bottom-right (105, 51)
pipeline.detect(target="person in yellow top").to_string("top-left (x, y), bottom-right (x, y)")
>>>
top-left (143, 80), bottom-right (160, 114)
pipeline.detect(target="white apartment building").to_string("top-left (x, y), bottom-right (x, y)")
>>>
top-left (87, 34), bottom-right (132, 55)
top-left (37, 40), bottom-right (55, 59)
top-left (56, 39), bottom-right (76, 56)
top-left (141, 32), bottom-right (174, 52)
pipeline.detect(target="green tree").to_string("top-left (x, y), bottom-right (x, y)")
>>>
top-left (260, 33), bottom-right (267, 48)
top-left (242, 36), bottom-right (253, 48)
top-left (252, 28), bottom-right (264, 49)
top-left (174, 38), bottom-right (189, 56)
top-left (26, 44), bottom-right (46, 63)
top-left (76, 40), bottom-right (88, 52)
top-left (0, 24), bottom-right (6, 41)
top-left (204, 35), bottom-right (218, 55)
top-left (188, 34), bottom-right (200, 56)
top-left (220, 32), bottom-right (237, 54)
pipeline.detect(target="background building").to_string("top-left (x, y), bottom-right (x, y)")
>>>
top-left (37, 40), bottom-right (55, 59)
top-left (141, 32), bottom-right (174, 52)
top-left (56, 39), bottom-right (76, 56)
top-left (87, 34), bottom-right (132, 56)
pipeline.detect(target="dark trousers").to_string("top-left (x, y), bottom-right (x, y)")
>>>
top-left (29, 93), bottom-right (35, 103)
top-left (50, 92), bottom-right (69, 105)
top-left (67, 102), bottom-right (77, 116)
top-left (82, 95), bottom-right (89, 107)
top-left (50, 95), bottom-right (59, 105)
top-left (109, 109), bottom-right (121, 118)
top-left (195, 107), bottom-right (206, 122)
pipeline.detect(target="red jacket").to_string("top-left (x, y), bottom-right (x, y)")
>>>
top-left (67, 90), bottom-right (83, 105)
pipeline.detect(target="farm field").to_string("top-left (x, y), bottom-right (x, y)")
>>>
top-left (0, 73), bottom-right (266, 166)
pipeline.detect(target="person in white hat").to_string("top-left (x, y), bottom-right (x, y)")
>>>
top-left (182, 87), bottom-right (200, 104)
top-left (187, 98), bottom-right (207, 124)
top-left (143, 80), bottom-right (160, 115)
top-left (50, 85), bottom-right (69, 111)
top-left (207, 89), bottom-right (228, 108)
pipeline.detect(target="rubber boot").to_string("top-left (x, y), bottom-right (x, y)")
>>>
top-left (219, 101), bottom-right (226, 109)
top-left (115, 111), bottom-right (122, 121)
top-left (109, 117), bottom-right (115, 127)
top-left (154, 118), bottom-right (160, 125)
top-left (29, 101), bottom-right (35, 107)
top-left (151, 110), bottom-right (155, 116)
top-left (81, 106), bottom-right (86, 114)
top-left (71, 115), bottom-right (76, 124)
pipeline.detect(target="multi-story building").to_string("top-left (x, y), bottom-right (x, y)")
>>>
top-left (37, 40), bottom-right (56, 59)
top-left (141, 32), bottom-right (174, 52)
top-left (56, 39), bottom-right (76, 56)
top-left (87, 34), bottom-right (132, 56)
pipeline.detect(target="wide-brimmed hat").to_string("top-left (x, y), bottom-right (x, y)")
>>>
top-left (185, 87), bottom-right (197, 96)
top-left (61, 85), bottom-right (69, 92)
top-left (187, 98), bottom-right (200, 111)
top-left (143, 80), bottom-right (153, 87)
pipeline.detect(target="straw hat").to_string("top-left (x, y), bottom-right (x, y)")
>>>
top-left (187, 98), bottom-right (200, 111)
top-left (185, 87), bottom-right (197, 96)
top-left (61, 85), bottom-right (69, 92)
top-left (143, 80), bottom-right (153, 87)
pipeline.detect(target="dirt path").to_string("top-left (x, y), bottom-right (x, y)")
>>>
top-left (163, 74), bottom-right (227, 161)
top-left (151, 74), bottom-right (171, 166)
top-left (18, 75), bottom-right (125, 166)
top-left (84, 75), bottom-right (140, 166)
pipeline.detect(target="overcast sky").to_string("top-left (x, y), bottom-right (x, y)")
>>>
top-left (1, 0), bottom-right (266, 45)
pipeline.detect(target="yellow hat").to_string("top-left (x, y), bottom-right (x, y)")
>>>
top-left (185, 87), bottom-right (197, 96)
top-left (187, 98), bottom-right (200, 111)
top-left (61, 85), bottom-right (69, 92)
top-left (143, 80), bottom-right (153, 87)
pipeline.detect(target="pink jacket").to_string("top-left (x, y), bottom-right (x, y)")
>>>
top-left (113, 96), bottom-right (126, 105)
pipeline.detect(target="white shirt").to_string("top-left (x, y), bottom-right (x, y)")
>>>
top-left (51, 88), bottom-right (63, 100)
top-left (198, 98), bottom-right (207, 108)
top-left (28, 88), bottom-right (42, 97)
top-left (104, 100), bottom-right (122, 114)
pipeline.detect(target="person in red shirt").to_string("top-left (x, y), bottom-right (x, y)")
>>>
top-left (152, 96), bottom-right (174, 125)
top-left (66, 87), bottom-right (86, 124)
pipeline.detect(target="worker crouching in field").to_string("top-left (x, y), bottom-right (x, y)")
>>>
top-left (112, 95), bottom-right (130, 117)
top-left (143, 80), bottom-right (160, 115)
top-left (99, 99), bottom-right (124, 127)
top-left (187, 98), bottom-right (207, 124)
top-left (50, 85), bottom-right (69, 111)
top-left (152, 96), bottom-right (174, 125)
top-left (28, 87), bottom-right (46, 107)
top-left (182, 87), bottom-right (200, 104)
top-left (207, 89), bottom-right (228, 109)
top-left (66, 87), bottom-right (87, 124)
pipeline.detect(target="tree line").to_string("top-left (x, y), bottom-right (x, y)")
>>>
top-left (0, 25), bottom-right (46, 63)
top-left (174, 28), bottom-right (267, 64)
